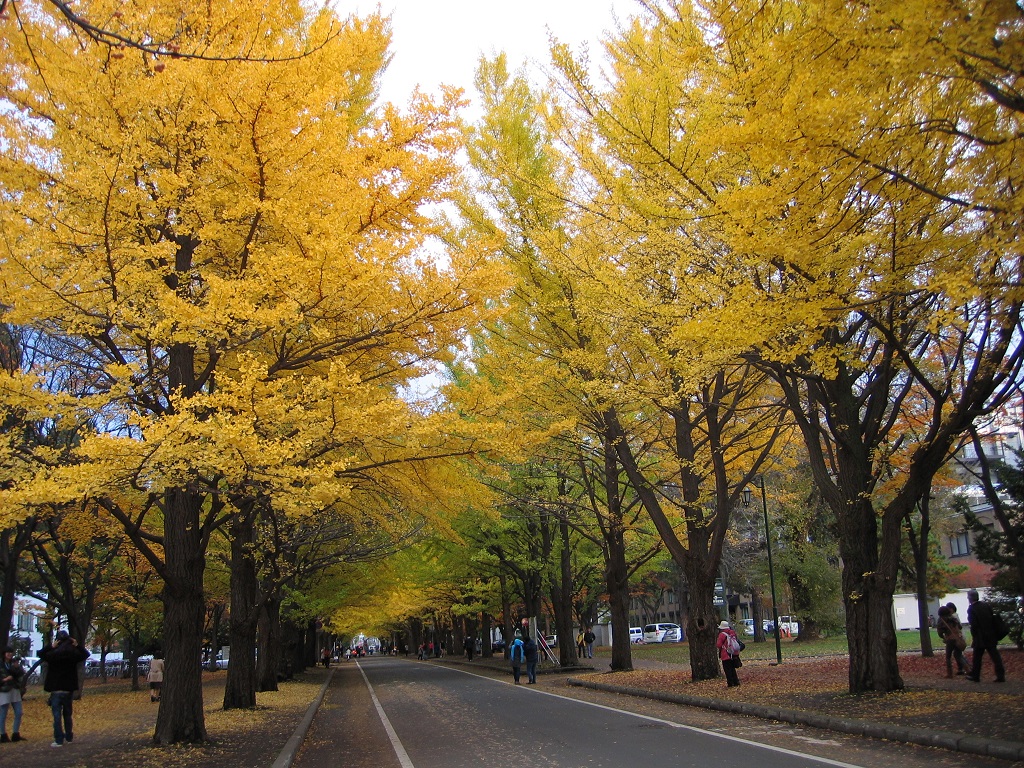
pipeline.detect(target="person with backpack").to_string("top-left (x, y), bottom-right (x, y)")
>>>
top-left (935, 604), bottom-right (967, 678)
top-left (966, 589), bottom-right (1006, 683)
top-left (508, 633), bottom-right (525, 684)
top-left (716, 620), bottom-right (742, 688)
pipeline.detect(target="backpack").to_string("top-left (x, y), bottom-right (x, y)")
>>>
top-left (510, 642), bottom-right (524, 663)
top-left (724, 632), bottom-right (742, 656)
top-left (992, 612), bottom-right (1010, 643)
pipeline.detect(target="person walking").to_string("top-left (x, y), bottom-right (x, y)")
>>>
top-left (523, 634), bottom-right (538, 684)
top-left (509, 633), bottom-right (525, 685)
top-left (463, 635), bottom-right (475, 661)
top-left (935, 605), bottom-right (967, 677)
top-left (966, 589), bottom-right (1006, 683)
top-left (147, 653), bottom-right (164, 702)
top-left (39, 630), bottom-right (89, 747)
top-left (716, 620), bottom-right (742, 688)
top-left (583, 627), bottom-right (596, 659)
top-left (1, 646), bottom-right (27, 743)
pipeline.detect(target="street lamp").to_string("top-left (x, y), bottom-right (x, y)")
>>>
top-left (743, 476), bottom-right (783, 665)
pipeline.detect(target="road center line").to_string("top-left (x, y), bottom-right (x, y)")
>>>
top-left (356, 661), bottom-right (416, 768)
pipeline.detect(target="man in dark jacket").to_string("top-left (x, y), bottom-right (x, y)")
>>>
top-left (39, 630), bottom-right (89, 747)
top-left (966, 589), bottom-right (1006, 683)
top-left (523, 635), bottom-right (539, 684)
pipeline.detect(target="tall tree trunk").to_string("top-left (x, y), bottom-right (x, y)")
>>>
top-left (603, 437), bottom-right (633, 671)
top-left (0, 522), bottom-right (33, 652)
top-left (154, 487), bottom-right (208, 745)
top-left (906, 500), bottom-right (935, 657)
top-left (481, 613), bottom-right (493, 658)
top-left (223, 504), bottom-right (259, 709)
top-left (840, 500), bottom-right (903, 693)
top-left (256, 597), bottom-right (281, 692)
top-left (555, 513), bottom-right (578, 667)
top-left (682, 534), bottom-right (722, 682)
top-left (499, 572), bottom-right (512, 657)
top-left (750, 587), bottom-right (766, 643)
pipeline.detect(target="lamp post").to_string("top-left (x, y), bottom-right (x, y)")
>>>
top-left (743, 476), bottom-right (783, 665)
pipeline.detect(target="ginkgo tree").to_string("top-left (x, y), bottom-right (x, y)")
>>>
top-left (463, 52), bottom-right (789, 681)
top-left (552, 0), bottom-right (1024, 692)
top-left (0, 0), bottom-right (494, 744)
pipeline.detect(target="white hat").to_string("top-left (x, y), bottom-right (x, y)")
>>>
top-left (718, 620), bottom-right (731, 629)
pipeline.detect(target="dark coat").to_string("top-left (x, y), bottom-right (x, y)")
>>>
top-left (39, 639), bottom-right (89, 692)
top-left (523, 638), bottom-right (539, 663)
top-left (1, 657), bottom-right (25, 693)
top-left (967, 599), bottom-right (996, 649)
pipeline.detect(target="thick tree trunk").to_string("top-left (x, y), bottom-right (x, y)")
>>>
top-left (256, 597), bottom-right (281, 692)
top-left (683, 551), bottom-right (722, 682)
top-left (154, 488), bottom-right (208, 745)
top-left (606, 545), bottom-right (633, 671)
top-left (223, 506), bottom-right (258, 709)
top-left (0, 521), bottom-right (35, 653)
top-left (841, 501), bottom-right (903, 693)
top-left (788, 573), bottom-right (822, 642)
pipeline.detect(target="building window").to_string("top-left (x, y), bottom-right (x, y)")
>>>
top-left (16, 613), bottom-right (34, 632)
top-left (949, 533), bottom-right (971, 557)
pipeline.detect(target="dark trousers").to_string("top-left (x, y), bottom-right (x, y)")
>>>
top-left (970, 642), bottom-right (1005, 681)
top-left (511, 664), bottom-right (521, 683)
top-left (526, 660), bottom-right (537, 683)
top-left (49, 690), bottom-right (74, 744)
top-left (944, 641), bottom-right (967, 674)
top-left (722, 657), bottom-right (740, 687)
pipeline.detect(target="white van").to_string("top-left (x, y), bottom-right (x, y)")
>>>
top-left (643, 623), bottom-right (683, 643)
top-left (629, 627), bottom-right (645, 644)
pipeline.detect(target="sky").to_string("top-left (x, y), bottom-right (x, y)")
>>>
top-left (334, 0), bottom-right (635, 110)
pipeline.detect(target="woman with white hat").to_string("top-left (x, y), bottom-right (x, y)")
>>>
top-left (716, 620), bottom-right (742, 687)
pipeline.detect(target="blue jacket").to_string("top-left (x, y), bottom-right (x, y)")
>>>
top-left (509, 638), bottom-right (524, 664)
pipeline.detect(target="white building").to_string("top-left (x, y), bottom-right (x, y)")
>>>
top-left (8, 593), bottom-right (48, 658)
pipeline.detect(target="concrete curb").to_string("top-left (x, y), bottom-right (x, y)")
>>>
top-left (566, 676), bottom-right (1024, 761)
top-left (271, 667), bottom-right (335, 768)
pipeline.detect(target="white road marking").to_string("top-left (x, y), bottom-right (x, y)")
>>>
top-left (356, 661), bottom-right (416, 768)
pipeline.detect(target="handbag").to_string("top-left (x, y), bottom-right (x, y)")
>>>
top-left (953, 634), bottom-right (967, 652)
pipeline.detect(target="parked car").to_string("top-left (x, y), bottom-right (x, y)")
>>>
top-left (491, 639), bottom-right (506, 653)
top-left (629, 627), bottom-right (645, 644)
top-left (542, 634), bottom-right (557, 648)
top-left (741, 619), bottom-right (774, 636)
top-left (765, 615), bottom-right (799, 635)
top-left (643, 623), bottom-right (683, 643)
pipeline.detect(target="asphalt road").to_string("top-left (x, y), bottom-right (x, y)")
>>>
top-left (291, 657), bottom-right (924, 768)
